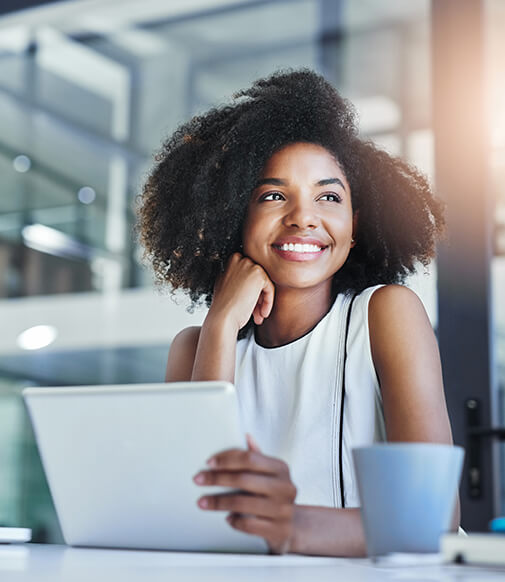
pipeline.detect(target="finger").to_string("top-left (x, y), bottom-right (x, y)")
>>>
top-left (194, 470), bottom-right (289, 498)
top-left (222, 252), bottom-right (241, 273)
top-left (226, 513), bottom-right (289, 546)
top-left (252, 304), bottom-right (264, 326)
top-left (252, 295), bottom-right (264, 325)
top-left (207, 449), bottom-right (286, 475)
top-left (214, 253), bottom-right (240, 291)
top-left (254, 294), bottom-right (263, 316)
top-left (246, 433), bottom-right (262, 453)
top-left (227, 512), bottom-right (273, 537)
top-left (198, 493), bottom-right (290, 520)
top-left (260, 280), bottom-right (275, 319)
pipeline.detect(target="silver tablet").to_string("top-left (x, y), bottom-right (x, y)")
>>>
top-left (23, 382), bottom-right (267, 553)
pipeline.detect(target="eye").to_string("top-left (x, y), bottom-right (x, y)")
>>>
top-left (318, 192), bottom-right (342, 203)
top-left (261, 191), bottom-right (285, 201)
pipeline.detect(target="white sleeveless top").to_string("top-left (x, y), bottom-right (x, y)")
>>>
top-left (234, 285), bottom-right (387, 508)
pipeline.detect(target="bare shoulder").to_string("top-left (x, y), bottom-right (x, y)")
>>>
top-left (165, 326), bottom-right (202, 382)
top-left (368, 284), bottom-right (432, 342)
top-left (368, 284), bottom-right (451, 443)
top-left (368, 284), bottom-right (437, 387)
top-left (172, 325), bottom-right (202, 347)
top-left (369, 284), bottom-right (427, 322)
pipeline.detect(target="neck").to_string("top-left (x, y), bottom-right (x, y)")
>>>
top-left (254, 284), bottom-right (335, 348)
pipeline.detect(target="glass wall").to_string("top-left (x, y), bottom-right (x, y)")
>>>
top-left (0, 0), bottom-right (433, 542)
top-left (0, 0), bottom-right (433, 302)
top-left (0, 375), bottom-right (62, 541)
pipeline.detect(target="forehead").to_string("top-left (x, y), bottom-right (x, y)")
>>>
top-left (260, 142), bottom-right (345, 179)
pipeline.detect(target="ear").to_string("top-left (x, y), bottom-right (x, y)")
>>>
top-left (351, 210), bottom-right (359, 248)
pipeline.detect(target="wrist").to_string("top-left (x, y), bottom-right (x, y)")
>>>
top-left (288, 505), bottom-right (304, 555)
top-left (191, 314), bottom-right (238, 383)
top-left (205, 307), bottom-right (241, 337)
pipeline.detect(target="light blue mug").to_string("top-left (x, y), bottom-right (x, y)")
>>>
top-left (352, 443), bottom-right (464, 557)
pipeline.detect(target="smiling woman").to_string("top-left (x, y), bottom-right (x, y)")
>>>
top-left (138, 69), bottom-right (443, 310)
top-left (243, 143), bottom-right (354, 300)
top-left (137, 69), bottom-right (454, 556)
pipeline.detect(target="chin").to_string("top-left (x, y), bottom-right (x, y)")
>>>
top-left (269, 275), bottom-right (325, 289)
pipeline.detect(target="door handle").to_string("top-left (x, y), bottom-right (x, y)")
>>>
top-left (465, 398), bottom-right (505, 498)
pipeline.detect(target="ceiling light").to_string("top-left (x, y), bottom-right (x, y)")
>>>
top-left (78, 186), bottom-right (96, 204)
top-left (22, 223), bottom-right (92, 260)
top-left (13, 155), bottom-right (31, 173)
top-left (17, 325), bottom-right (58, 350)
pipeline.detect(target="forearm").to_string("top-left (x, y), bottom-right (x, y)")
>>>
top-left (290, 505), bottom-right (366, 557)
top-left (290, 497), bottom-right (459, 556)
top-left (191, 314), bottom-right (238, 382)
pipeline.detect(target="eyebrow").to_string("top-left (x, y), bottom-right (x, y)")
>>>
top-left (255, 177), bottom-right (346, 190)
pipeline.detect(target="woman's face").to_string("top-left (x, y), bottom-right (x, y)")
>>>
top-left (242, 142), bottom-right (355, 292)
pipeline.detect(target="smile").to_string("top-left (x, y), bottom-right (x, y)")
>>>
top-left (271, 243), bottom-right (327, 262)
top-left (274, 243), bottom-right (323, 253)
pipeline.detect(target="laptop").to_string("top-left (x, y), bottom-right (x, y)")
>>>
top-left (23, 382), bottom-right (267, 553)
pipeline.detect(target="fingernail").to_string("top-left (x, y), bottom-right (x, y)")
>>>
top-left (206, 457), bottom-right (217, 468)
top-left (198, 498), bottom-right (208, 509)
top-left (193, 473), bottom-right (204, 484)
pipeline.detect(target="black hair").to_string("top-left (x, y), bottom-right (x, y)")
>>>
top-left (138, 68), bottom-right (444, 311)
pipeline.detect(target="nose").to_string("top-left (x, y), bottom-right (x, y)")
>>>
top-left (283, 197), bottom-right (319, 230)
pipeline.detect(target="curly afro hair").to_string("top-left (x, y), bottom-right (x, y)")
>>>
top-left (138, 68), bottom-right (444, 310)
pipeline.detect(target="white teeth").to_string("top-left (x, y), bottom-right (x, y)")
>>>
top-left (279, 243), bottom-right (322, 253)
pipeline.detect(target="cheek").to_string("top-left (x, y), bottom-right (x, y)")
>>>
top-left (243, 232), bottom-right (262, 258)
top-left (242, 224), bottom-right (260, 258)
top-left (242, 212), bottom-right (268, 253)
top-left (327, 214), bottom-right (353, 239)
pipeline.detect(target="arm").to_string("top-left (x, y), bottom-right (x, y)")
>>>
top-left (165, 326), bottom-right (201, 382)
top-left (369, 285), bottom-right (453, 444)
top-left (165, 253), bottom-right (274, 383)
top-left (368, 284), bottom-right (460, 529)
top-left (165, 322), bottom-right (238, 383)
top-left (196, 284), bottom-right (457, 555)
top-left (289, 285), bottom-right (459, 555)
top-left (290, 506), bottom-right (365, 556)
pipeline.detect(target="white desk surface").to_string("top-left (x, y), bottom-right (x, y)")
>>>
top-left (1, 544), bottom-right (505, 582)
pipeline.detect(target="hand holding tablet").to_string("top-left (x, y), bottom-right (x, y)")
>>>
top-left (193, 433), bottom-right (297, 554)
top-left (23, 382), bottom-right (267, 553)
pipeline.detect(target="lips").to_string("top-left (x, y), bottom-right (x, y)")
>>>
top-left (273, 237), bottom-right (326, 246)
top-left (271, 237), bottom-right (328, 261)
top-left (272, 237), bottom-right (327, 250)
top-left (275, 242), bottom-right (323, 253)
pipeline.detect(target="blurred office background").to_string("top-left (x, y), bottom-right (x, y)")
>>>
top-left (0, 0), bottom-right (503, 541)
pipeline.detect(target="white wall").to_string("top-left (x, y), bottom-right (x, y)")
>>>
top-left (0, 288), bottom-right (207, 356)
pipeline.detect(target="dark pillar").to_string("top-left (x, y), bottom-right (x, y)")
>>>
top-left (432, 0), bottom-right (497, 530)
